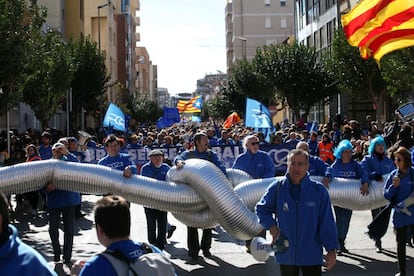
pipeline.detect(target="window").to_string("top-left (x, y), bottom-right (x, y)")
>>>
top-left (281, 18), bottom-right (287, 28)
top-left (265, 0), bottom-right (271, 7)
top-left (265, 16), bottom-right (271, 28)
top-left (280, 0), bottom-right (286, 6)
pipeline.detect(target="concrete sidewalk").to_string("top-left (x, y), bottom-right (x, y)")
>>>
top-left (11, 195), bottom-right (414, 275)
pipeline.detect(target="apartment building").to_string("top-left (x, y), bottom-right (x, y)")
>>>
top-left (0, 0), bottom-right (146, 133)
top-left (226, 0), bottom-right (295, 71)
top-left (294, 0), bottom-right (395, 123)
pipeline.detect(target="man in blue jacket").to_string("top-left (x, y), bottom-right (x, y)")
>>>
top-left (233, 134), bottom-right (274, 252)
top-left (256, 149), bottom-right (338, 276)
top-left (296, 142), bottom-right (329, 177)
top-left (72, 195), bottom-right (175, 276)
top-left (141, 149), bottom-right (170, 250)
top-left (174, 132), bottom-right (226, 260)
top-left (45, 142), bottom-right (81, 266)
top-left (0, 192), bottom-right (56, 275)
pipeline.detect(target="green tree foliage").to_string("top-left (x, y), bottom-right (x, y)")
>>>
top-left (327, 30), bottom-right (387, 119)
top-left (380, 48), bottom-right (414, 102)
top-left (255, 43), bottom-right (338, 120)
top-left (229, 59), bottom-right (274, 105)
top-left (22, 29), bottom-right (72, 130)
top-left (126, 93), bottom-right (162, 125)
top-left (68, 35), bottom-right (109, 122)
top-left (0, 0), bottom-right (45, 113)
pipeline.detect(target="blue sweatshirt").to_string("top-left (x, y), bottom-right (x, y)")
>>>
top-left (232, 150), bottom-right (275, 179)
top-left (256, 173), bottom-right (338, 266)
top-left (98, 153), bottom-right (138, 174)
top-left (46, 153), bottom-right (81, 209)
top-left (141, 162), bottom-right (170, 181)
top-left (0, 225), bottom-right (56, 275)
top-left (384, 168), bottom-right (414, 228)
top-left (325, 159), bottom-right (369, 184)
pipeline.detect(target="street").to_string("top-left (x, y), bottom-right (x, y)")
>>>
top-left (10, 194), bottom-right (414, 275)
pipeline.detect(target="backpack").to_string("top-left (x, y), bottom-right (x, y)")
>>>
top-left (101, 243), bottom-right (175, 276)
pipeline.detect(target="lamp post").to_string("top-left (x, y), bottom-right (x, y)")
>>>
top-left (97, 2), bottom-right (110, 52)
top-left (238, 36), bottom-right (247, 59)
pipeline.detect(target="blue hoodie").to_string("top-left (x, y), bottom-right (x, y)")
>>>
top-left (0, 225), bottom-right (56, 275)
top-left (256, 173), bottom-right (338, 265)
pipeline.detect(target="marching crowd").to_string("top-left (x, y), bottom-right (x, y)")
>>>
top-left (0, 114), bottom-right (414, 275)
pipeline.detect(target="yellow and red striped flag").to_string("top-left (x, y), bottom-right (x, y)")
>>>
top-left (223, 112), bottom-right (241, 129)
top-left (176, 96), bottom-right (202, 113)
top-left (342, 0), bottom-right (414, 63)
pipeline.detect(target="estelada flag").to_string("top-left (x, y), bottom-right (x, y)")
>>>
top-left (176, 96), bottom-right (202, 113)
top-left (342, 0), bottom-right (414, 63)
top-left (223, 112), bottom-right (241, 129)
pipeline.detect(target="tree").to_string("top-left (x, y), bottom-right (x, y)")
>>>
top-left (126, 93), bottom-right (162, 125)
top-left (229, 59), bottom-right (275, 106)
top-left (68, 35), bottom-right (109, 128)
top-left (380, 47), bottom-right (414, 102)
top-left (255, 43), bottom-right (339, 120)
top-left (22, 29), bottom-right (72, 130)
top-left (0, 0), bottom-right (45, 113)
top-left (327, 30), bottom-right (387, 121)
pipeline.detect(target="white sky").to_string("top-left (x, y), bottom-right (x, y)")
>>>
top-left (138, 0), bottom-right (227, 95)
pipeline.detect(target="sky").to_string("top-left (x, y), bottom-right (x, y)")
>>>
top-left (138, 0), bottom-right (227, 95)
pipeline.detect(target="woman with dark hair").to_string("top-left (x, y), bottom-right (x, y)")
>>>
top-left (325, 139), bottom-right (369, 255)
top-left (384, 147), bottom-right (414, 276)
top-left (361, 136), bottom-right (396, 252)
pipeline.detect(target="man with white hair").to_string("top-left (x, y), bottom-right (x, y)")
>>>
top-left (232, 134), bottom-right (275, 179)
top-left (232, 134), bottom-right (275, 252)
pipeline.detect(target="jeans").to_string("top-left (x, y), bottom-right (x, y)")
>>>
top-left (334, 206), bottom-right (352, 240)
top-left (48, 206), bottom-right (76, 262)
top-left (144, 207), bottom-right (167, 250)
top-left (187, 227), bottom-right (212, 256)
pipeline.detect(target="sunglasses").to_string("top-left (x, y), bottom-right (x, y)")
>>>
top-left (251, 142), bottom-right (259, 145)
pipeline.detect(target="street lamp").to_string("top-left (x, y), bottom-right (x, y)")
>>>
top-left (238, 36), bottom-right (247, 59)
top-left (97, 2), bottom-right (110, 52)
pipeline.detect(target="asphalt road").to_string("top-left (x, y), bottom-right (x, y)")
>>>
top-left (10, 194), bottom-right (414, 275)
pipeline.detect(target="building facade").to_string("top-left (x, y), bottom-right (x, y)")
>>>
top-left (226, 0), bottom-right (295, 71)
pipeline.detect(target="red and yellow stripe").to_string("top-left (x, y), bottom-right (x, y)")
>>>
top-left (342, 0), bottom-right (414, 63)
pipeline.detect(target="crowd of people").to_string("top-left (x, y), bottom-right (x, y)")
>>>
top-left (0, 113), bottom-right (414, 275)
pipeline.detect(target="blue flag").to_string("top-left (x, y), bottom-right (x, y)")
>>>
top-left (156, 107), bottom-right (180, 129)
top-left (103, 103), bottom-right (126, 132)
top-left (245, 98), bottom-right (273, 128)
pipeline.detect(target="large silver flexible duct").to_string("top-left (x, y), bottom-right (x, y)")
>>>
top-left (0, 160), bottom-right (390, 240)
top-left (226, 168), bottom-right (253, 187)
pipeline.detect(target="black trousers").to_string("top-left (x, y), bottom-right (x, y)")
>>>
top-left (187, 227), bottom-right (212, 256)
top-left (144, 207), bottom-right (167, 250)
top-left (280, 264), bottom-right (321, 276)
top-left (396, 224), bottom-right (414, 275)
